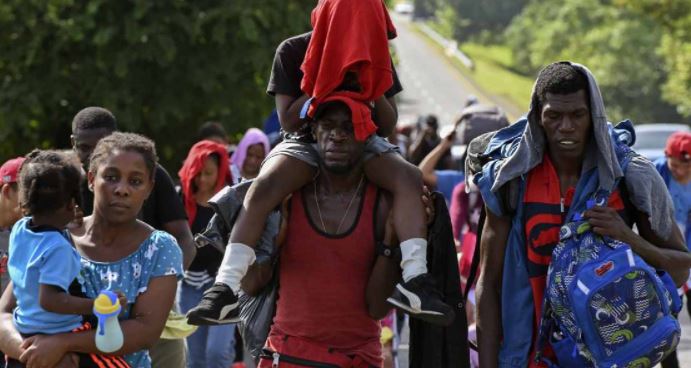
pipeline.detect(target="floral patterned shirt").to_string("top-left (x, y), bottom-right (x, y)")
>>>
top-left (77, 230), bottom-right (183, 367)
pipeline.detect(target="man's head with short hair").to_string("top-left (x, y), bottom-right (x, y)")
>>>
top-left (534, 62), bottom-right (590, 115)
top-left (534, 62), bottom-right (593, 161)
top-left (197, 121), bottom-right (228, 145)
top-left (312, 101), bottom-right (366, 175)
top-left (70, 107), bottom-right (118, 168)
top-left (71, 107), bottom-right (118, 133)
top-left (0, 157), bottom-right (25, 228)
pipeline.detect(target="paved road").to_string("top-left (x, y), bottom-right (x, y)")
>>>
top-left (391, 14), bottom-right (491, 131)
top-left (676, 302), bottom-right (691, 364)
top-left (389, 12), bottom-right (691, 368)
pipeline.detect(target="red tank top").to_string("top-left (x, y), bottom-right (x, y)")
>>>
top-left (271, 183), bottom-right (381, 366)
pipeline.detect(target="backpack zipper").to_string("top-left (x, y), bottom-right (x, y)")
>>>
top-left (560, 197), bottom-right (565, 213)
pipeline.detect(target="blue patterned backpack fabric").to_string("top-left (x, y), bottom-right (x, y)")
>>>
top-left (536, 122), bottom-right (682, 368)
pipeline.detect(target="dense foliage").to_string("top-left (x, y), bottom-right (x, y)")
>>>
top-left (419, 0), bottom-right (689, 122)
top-left (414, 0), bottom-right (527, 42)
top-left (506, 0), bottom-right (681, 122)
top-left (0, 0), bottom-right (314, 168)
top-left (616, 0), bottom-right (691, 118)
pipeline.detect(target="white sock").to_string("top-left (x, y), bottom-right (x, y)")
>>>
top-left (215, 242), bottom-right (256, 293)
top-left (400, 238), bottom-right (428, 282)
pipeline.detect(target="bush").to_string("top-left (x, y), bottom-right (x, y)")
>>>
top-left (0, 0), bottom-right (314, 169)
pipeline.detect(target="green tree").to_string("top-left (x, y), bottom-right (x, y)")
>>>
top-left (413, 0), bottom-right (439, 19)
top-left (506, 0), bottom-right (681, 123)
top-left (0, 0), bottom-right (313, 169)
top-left (447, 0), bottom-right (528, 42)
top-left (616, 0), bottom-right (691, 117)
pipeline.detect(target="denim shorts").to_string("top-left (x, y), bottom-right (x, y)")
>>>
top-left (263, 135), bottom-right (399, 168)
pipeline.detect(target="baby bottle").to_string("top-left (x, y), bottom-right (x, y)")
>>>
top-left (93, 290), bottom-right (124, 353)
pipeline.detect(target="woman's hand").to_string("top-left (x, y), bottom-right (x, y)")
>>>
top-left (19, 334), bottom-right (68, 368)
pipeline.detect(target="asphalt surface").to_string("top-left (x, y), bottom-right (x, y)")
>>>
top-left (391, 14), bottom-right (492, 131)
top-left (676, 302), bottom-right (691, 364)
top-left (389, 12), bottom-right (691, 368)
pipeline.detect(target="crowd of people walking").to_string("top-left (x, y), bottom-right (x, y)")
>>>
top-left (1, 1), bottom-right (690, 368)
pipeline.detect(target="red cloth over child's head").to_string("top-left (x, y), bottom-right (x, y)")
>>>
top-left (310, 0), bottom-right (397, 39)
top-left (313, 93), bottom-right (378, 142)
top-left (178, 140), bottom-right (229, 225)
top-left (302, 0), bottom-right (396, 141)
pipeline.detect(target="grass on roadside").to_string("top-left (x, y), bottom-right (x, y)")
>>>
top-left (459, 43), bottom-right (533, 110)
top-left (417, 21), bottom-right (533, 112)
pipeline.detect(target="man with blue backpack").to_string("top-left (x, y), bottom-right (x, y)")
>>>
top-left (471, 61), bottom-right (691, 368)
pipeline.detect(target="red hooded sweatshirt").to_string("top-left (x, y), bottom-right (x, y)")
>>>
top-left (301, 0), bottom-right (397, 141)
top-left (178, 140), bottom-right (230, 226)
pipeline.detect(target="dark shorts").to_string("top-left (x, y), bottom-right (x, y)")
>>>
top-left (264, 135), bottom-right (399, 168)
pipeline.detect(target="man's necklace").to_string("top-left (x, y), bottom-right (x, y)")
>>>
top-left (313, 175), bottom-right (365, 234)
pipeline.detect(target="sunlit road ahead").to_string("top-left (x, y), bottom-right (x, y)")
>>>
top-left (391, 14), bottom-right (523, 131)
top-left (392, 14), bottom-right (478, 129)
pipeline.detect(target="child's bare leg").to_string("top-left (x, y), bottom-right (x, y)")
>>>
top-left (215, 154), bottom-right (315, 293)
top-left (231, 155), bottom-right (315, 246)
top-left (188, 152), bottom-right (316, 326)
top-left (364, 153), bottom-right (427, 281)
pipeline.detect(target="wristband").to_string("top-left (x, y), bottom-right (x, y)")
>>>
top-left (377, 242), bottom-right (401, 260)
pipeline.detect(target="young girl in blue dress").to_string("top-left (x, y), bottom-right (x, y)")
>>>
top-left (7, 149), bottom-right (129, 367)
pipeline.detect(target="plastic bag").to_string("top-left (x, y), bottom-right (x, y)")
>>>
top-left (238, 267), bottom-right (279, 362)
top-left (194, 181), bottom-right (282, 363)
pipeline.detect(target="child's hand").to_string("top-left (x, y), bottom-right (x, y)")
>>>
top-left (116, 291), bottom-right (128, 308)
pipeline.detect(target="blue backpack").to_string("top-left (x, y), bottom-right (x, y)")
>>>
top-left (537, 125), bottom-right (682, 367)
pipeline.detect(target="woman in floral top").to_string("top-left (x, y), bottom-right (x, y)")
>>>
top-left (0, 132), bottom-right (182, 368)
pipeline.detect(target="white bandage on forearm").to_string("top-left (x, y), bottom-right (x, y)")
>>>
top-left (400, 238), bottom-right (428, 282)
top-left (215, 242), bottom-right (256, 293)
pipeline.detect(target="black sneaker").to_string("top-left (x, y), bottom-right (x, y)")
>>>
top-left (186, 283), bottom-right (240, 325)
top-left (387, 274), bottom-right (455, 326)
